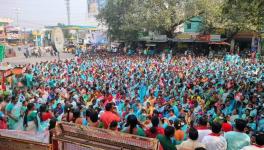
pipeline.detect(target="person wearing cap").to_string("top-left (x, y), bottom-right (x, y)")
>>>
top-left (224, 119), bottom-right (250, 150)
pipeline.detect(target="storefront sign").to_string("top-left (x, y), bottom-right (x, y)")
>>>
top-left (196, 35), bottom-right (210, 42)
top-left (32, 31), bottom-right (42, 36)
top-left (139, 36), bottom-right (151, 41)
top-left (210, 35), bottom-right (221, 42)
top-left (6, 33), bottom-right (20, 39)
top-left (176, 34), bottom-right (192, 40)
top-left (153, 35), bottom-right (167, 42)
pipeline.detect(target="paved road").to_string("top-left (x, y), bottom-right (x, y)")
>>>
top-left (3, 50), bottom-right (75, 65)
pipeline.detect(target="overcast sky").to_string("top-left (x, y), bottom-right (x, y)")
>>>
top-left (0, 0), bottom-right (92, 29)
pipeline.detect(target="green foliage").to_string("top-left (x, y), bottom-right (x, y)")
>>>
top-left (97, 0), bottom-right (264, 41)
top-left (97, 0), bottom-right (140, 41)
top-left (221, 0), bottom-right (264, 32)
top-left (98, 0), bottom-right (211, 40)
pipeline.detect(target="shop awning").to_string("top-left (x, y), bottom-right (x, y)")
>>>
top-left (209, 41), bottom-right (231, 46)
top-left (171, 39), bottom-right (194, 42)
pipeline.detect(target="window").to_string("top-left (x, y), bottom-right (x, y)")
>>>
top-left (187, 23), bottom-right (192, 29)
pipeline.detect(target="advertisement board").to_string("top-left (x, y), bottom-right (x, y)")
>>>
top-left (210, 35), bottom-right (221, 42)
top-left (196, 35), bottom-right (210, 42)
top-left (6, 33), bottom-right (20, 39)
top-left (176, 34), bottom-right (192, 40)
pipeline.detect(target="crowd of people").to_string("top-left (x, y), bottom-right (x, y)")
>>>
top-left (0, 51), bottom-right (263, 150)
top-left (22, 45), bottom-right (58, 58)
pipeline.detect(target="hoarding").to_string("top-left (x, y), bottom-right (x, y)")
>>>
top-left (210, 35), bottom-right (221, 42)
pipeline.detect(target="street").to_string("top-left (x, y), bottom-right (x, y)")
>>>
top-left (2, 50), bottom-right (75, 65)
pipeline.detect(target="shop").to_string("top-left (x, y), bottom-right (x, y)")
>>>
top-left (5, 26), bottom-right (21, 45)
top-left (233, 32), bottom-right (257, 55)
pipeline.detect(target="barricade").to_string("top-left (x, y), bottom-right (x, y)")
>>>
top-left (0, 129), bottom-right (51, 150)
top-left (52, 122), bottom-right (160, 150)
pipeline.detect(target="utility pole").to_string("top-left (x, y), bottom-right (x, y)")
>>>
top-left (14, 8), bottom-right (22, 45)
top-left (97, 0), bottom-right (101, 11)
top-left (65, 0), bottom-right (71, 25)
top-left (87, 0), bottom-right (90, 17)
top-left (14, 8), bottom-right (21, 26)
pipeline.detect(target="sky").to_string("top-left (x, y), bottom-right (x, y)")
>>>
top-left (0, 0), bottom-right (94, 29)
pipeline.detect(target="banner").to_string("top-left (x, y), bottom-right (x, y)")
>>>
top-left (176, 34), bottom-right (192, 40)
top-left (210, 35), bottom-right (221, 42)
top-left (6, 33), bottom-right (20, 39)
top-left (153, 35), bottom-right (167, 42)
top-left (196, 35), bottom-right (210, 42)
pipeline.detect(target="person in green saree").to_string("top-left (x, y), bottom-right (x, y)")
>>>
top-left (23, 103), bottom-right (39, 131)
top-left (121, 114), bottom-right (146, 137)
top-left (25, 70), bottom-right (33, 89)
top-left (157, 126), bottom-right (176, 150)
top-left (5, 97), bottom-right (20, 130)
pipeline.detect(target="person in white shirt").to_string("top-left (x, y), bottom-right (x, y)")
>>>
top-left (177, 127), bottom-right (206, 150)
top-left (241, 133), bottom-right (264, 150)
top-left (196, 116), bottom-right (212, 142)
top-left (202, 122), bottom-right (227, 150)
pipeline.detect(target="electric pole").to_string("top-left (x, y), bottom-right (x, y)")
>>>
top-left (87, 0), bottom-right (90, 17)
top-left (14, 8), bottom-right (21, 26)
top-left (65, 0), bottom-right (71, 25)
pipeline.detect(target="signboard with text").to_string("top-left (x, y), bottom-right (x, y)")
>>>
top-left (210, 35), bottom-right (221, 42)
top-left (176, 34), bottom-right (192, 40)
top-left (196, 35), bottom-right (210, 42)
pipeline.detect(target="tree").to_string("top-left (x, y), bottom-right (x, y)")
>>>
top-left (97, 0), bottom-right (140, 41)
top-left (97, 0), bottom-right (222, 41)
top-left (219, 0), bottom-right (264, 36)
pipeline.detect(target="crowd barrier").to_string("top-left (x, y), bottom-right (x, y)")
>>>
top-left (0, 129), bottom-right (51, 150)
top-left (0, 122), bottom-right (160, 150)
top-left (0, 136), bottom-right (51, 150)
